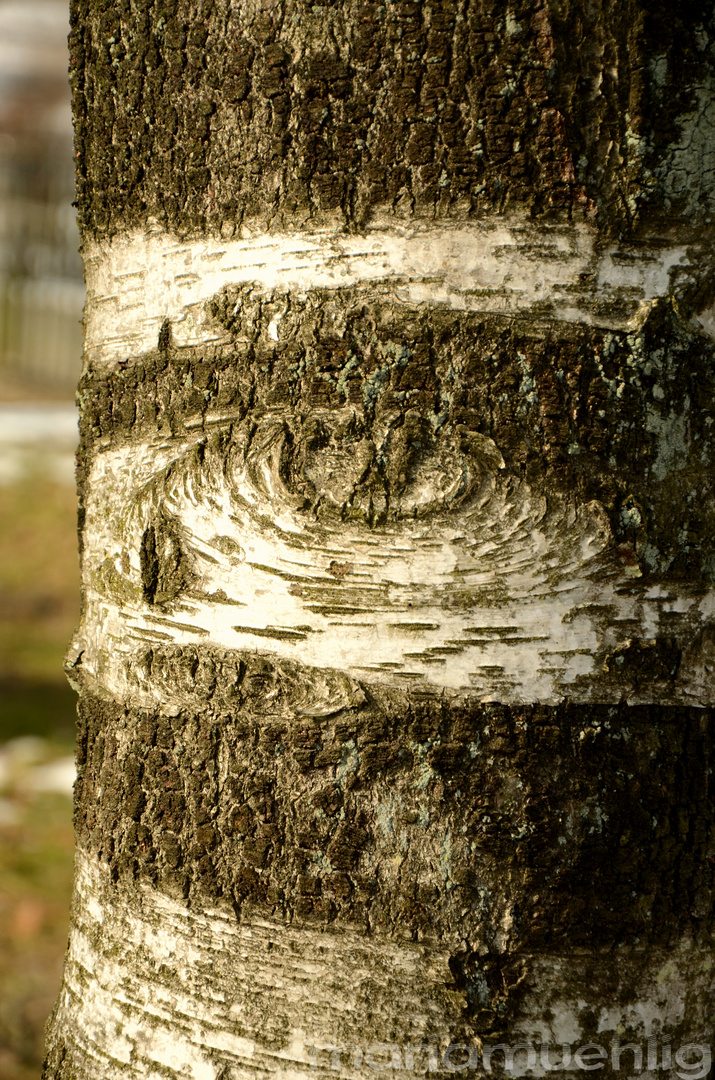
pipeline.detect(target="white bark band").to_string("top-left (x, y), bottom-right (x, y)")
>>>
top-left (74, 432), bottom-right (715, 706)
top-left (73, 218), bottom-right (715, 706)
top-left (82, 218), bottom-right (701, 371)
top-left (47, 850), bottom-right (714, 1080)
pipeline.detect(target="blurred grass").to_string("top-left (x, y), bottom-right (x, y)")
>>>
top-left (0, 795), bottom-right (75, 1080)
top-left (0, 477), bottom-right (79, 701)
top-left (0, 681), bottom-right (78, 743)
top-left (0, 466), bottom-right (78, 1078)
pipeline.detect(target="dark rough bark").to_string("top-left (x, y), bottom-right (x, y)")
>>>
top-left (69, 0), bottom-right (715, 239)
top-left (77, 294), bottom-right (715, 585)
top-left (76, 662), bottom-right (715, 959)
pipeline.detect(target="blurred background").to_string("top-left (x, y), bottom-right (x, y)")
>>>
top-left (0, 1), bottom-right (81, 1076)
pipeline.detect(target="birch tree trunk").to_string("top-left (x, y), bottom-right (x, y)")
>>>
top-left (45, 3), bottom-right (715, 1077)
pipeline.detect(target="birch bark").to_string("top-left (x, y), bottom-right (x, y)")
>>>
top-left (45, 3), bottom-right (715, 1078)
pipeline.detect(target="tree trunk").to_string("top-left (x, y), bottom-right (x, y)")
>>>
top-left (46, 3), bottom-right (715, 1077)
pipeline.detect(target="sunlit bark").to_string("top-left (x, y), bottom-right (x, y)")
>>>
top-left (45, 3), bottom-right (715, 1077)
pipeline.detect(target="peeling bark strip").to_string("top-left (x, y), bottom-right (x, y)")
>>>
top-left (51, 1), bottom-right (715, 1077)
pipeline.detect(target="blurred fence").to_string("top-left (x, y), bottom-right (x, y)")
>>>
top-left (0, 272), bottom-right (84, 389)
top-left (0, 196), bottom-right (84, 392)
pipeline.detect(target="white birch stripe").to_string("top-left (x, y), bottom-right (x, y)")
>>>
top-left (48, 849), bottom-right (714, 1080)
top-left (73, 435), bottom-right (715, 706)
top-left (81, 218), bottom-right (697, 369)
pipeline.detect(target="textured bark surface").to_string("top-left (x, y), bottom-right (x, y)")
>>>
top-left (79, 294), bottom-right (715, 582)
top-left (72, 303), bottom-right (715, 704)
top-left (47, 2), bottom-right (715, 1078)
top-left (69, 0), bottom-right (715, 238)
top-left (72, 677), bottom-right (715, 948)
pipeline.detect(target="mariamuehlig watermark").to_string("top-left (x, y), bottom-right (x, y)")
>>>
top-left (306, 1038), bottom-right (711, 1078)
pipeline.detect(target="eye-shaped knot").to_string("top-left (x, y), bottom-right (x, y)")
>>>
top-left (140, 519), bottom-right (193, 606)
